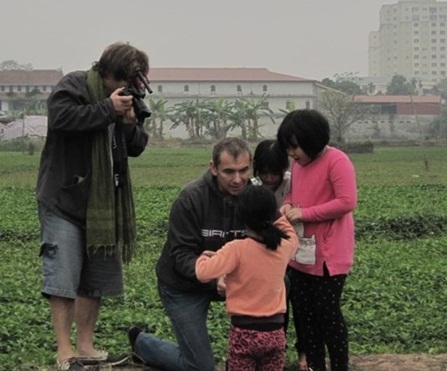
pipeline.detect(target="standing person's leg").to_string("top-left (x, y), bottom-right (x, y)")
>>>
top-left (226, 326), bottom-right (256, 371)
top-left (291, 270), bottom-right (327, 371)
top-left (319, 271), bottom-right (348, 371)
top-left (50, 297), bottom-right (76, 363)
top-left (288, 268), bottom-right (310, 370)
top-left (76, 249), bottom-right (124, 358)
top-left (75, 297), bottom-right (101, 356)
top-left (257, 328), bottom-right (286, 371)
top-left (133, 282), bottom-right (216, 371)
top-left (39, 204), bottom-right (86, 365)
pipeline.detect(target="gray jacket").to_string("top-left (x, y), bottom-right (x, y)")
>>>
top-left (36, 71), bottom-right (148, 225)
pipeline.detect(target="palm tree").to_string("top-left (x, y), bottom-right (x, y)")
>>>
top-left (202, 97), bottom-right (233, 139)
top-left (240, 95), bottom-right (276, 141)
top-left (147, 97), bottom-right (170, 140)
top-left (169, 99), bottom-right (207, 139)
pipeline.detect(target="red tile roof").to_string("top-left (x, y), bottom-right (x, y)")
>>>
top-left (0, 70), bottom-right (63, 85)
top-left (148, 68), bottom-right (313, 82)
top-left (354, 95), bottom-right (442, 104)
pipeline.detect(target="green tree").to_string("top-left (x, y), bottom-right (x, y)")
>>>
top-left (202, 97), bottom-right (233, 139)
top-left (147, 97), bottom-right (170, 140)
top-left (316, 90), bottom-right (370, 144)
top-left (0, 60), bottom-right (32, 70)
top-left (321, 73), bottom-right (363, 95)
top-left (239, 95), bottom-right (275, 141)
top-left (169, 99), bottom-right (208, 139)
top-left (386, 74), bottom-right (418, 95)
top-left (228, 100), bottom-right (249, 140)
top-left (432, 78), bottom-right (447, 100)
top-left (429, 105), bottom-right (447, 139)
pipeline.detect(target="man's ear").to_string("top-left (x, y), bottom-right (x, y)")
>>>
top-left (210, 160), bottom-right (218, 176)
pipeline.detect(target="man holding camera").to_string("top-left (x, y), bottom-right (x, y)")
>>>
top-left (36, 42), bottom-right (149, 371)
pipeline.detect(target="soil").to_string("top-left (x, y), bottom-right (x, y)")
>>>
top-left (102, 353), bottom-right (447, 371)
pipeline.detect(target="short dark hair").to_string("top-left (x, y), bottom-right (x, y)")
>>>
top-left (277, 109), bottom-right (330, 160)
top-left (92, 42), bottom-right (149, 82)
top-left (237, 186), bottom-right (288, 251)
top-left (253, 140), bottom-right (289, 179)
top-left (212, 138), bottom-right (251, 166)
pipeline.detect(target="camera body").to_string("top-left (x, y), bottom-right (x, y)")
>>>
top-left (119, 86), bottom-right (151, 122)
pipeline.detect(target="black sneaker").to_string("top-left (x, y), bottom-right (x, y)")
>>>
top-left (128, 326), bottom-right (144, 364)
top-left (57, 358), bottom-right (85, 371)
top-left (105, 353), bottom-right (131, 366)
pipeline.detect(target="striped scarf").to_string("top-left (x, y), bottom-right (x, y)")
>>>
top-left (85, 68), bottom-right (136, 263)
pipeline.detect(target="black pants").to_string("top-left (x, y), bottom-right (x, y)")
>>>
top-left (288, 266), bottom-right (349, 371)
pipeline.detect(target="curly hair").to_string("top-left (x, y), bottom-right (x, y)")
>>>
top-left (92, 42), bottom-right (149, 82)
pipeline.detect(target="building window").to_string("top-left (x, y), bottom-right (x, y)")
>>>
top-left (236, 85), bottom-right (242, 92)
top-left (262, 85), bottom-right (268, 92)
top-left (210, 85), bottom-right (216, 93)
top-left (184, 85), bottom-right (189, 92)
top-left (0, 86), bottom-right (4, 92)
top-left (157, 85), bottom-right (163, 93)
top-left (42, 86), bottom-right (47, 92)
top-left (17, 86), bottom-right (22, 92)
top-left (305, 101), bottom-right (311, 109)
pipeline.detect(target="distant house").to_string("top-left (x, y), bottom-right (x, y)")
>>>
top-left (348, 94), bottom-right (443, 141)
top-left (148, 67), bottom-right (328, 112)
top-left (354, 95), bottom-right (442, 116)
top-left (0, 69), bottom-right (63, 112)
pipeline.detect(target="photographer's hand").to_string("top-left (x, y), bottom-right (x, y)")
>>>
top-left (110, 88), bottom-right (133, 116)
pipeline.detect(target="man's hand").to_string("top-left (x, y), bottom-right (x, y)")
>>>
top-left (110, 88), bottom-right (134, 116)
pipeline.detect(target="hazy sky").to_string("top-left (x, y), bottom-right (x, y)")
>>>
top-left (0, 0), bottom-right (398, 81)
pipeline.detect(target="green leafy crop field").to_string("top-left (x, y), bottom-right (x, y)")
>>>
top-left (0, 145), bottom-right (446, 370)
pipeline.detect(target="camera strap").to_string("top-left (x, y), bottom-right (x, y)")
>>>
top-left (111, 123), bottom-right (128, 189)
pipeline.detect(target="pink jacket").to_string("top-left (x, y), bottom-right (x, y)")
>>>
top-left (195, 216), bottom-right (298, 317)
top-left (283, 147), bottom-right (357, 276)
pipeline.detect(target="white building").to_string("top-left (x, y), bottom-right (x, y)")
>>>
top-left (149, 67), bottom-right (326, 111)
top-left (147, 67), bottom-right (330, 137)
top-left (0, 70), bottom-right (62, 112)
top-left (369, 0), bottom-right (447, 88)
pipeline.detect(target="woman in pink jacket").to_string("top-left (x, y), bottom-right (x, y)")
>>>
top-left (277, 109), bottom-right (357, 371)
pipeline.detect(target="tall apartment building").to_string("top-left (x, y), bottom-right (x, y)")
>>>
top-left (369, 0), bottom-right (447, 87)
